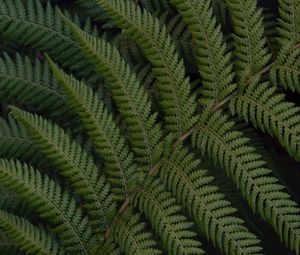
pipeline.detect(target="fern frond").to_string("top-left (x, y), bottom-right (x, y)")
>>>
top-left (0, 53), bottom-right (70, 117)
top-left (10, 107), bottom-right (116, 237)
top-left (170, 0), bottom-right (237, 105)
top-left (193, 110), bottom-right (300, 253)
top-left (230, 77), bottom-right (300, 162)
top-left (0, 229), bottom-right (22, 255)
top-left (0, 116), bottom-right (43, 164)
top-left (0, 0), bottom-right (99, 83)
top-left (0, 209), bottom-right (65, 255)
top-left (226, 0), bottom-right (271, 83)
top-left (277, 0), bottom-right (300, 46)
top-left (97, 236), bottom-right (120, 255)
top-left (159, 145), bottom-right (263, 255)
top-left (0, 159), bottom-right (94, 254)
top-left (226, 0), bottom-right (300, 162)
top-left (61, 16), bottom-right (163, 168)
top-left (95, 0), bottom-right (198, 135)
top-left (46, 56), bottom-right (141, 201)
top-left (133, 178), bottom-right (204, 255)
top-left (112, 208), bottom-right (162, 255)
top-left (270, 42), bottom-right (300, 93)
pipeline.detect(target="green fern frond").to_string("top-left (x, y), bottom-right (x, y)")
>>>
top-left (133, 178), bottom-right (204, 255)
top-left (159, 145), bottom-right (263, 255)
top-left (0, 230), bottom-right (22, 255)
top-left (270, 42), bottom-right (300, 93)
top-left (230, 76), bottom-right (300, 162)
top-left (0, 0), bottom-right (99, 83)
top-left (0, 116), bottom-right (42, 164)
top-left (193, 110), bottom-right (300, 253)
top-left (226, 0), bottom-right (271, 81)
top-left (97, 236), bottom-right (121, 255)
top-left (170, 0), bottom-right (237, 105)
top-left (0, 159), bottom-right (94, 254)
top-left (10, 107), bottom-right (116, 237)
top-left (95, 0), bottom-right (198, 135)
top-left (61, 15), bottom-right (163, 168)
top-left (46, 56), bottom-right (141, 200)
top-left (0, 53), bottom-right (70, 117)
top-left (277, 0), bottom-right (300, 46)
top-left (0, 209), bottom-right (65, 255)
top-left (226, 0), bottom-right (300, 162)
top-left (112, 208), bottom-right (162, 255)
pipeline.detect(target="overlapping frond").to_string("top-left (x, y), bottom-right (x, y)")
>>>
top-left (95, 0), bottom-right (198, 135)
top-left (226, 0), bottom-right (300, 163)
top-left (277, 0), bottom-right (300, 46)
top-left (226, 0), bottom-right (271, 83)
top-left (112, 208), bottom-right (162, 255)
top-left (97, 236), bottom-right (121, 255)
top-left (159, 145), bottom-right (263, 255)
top-left (270, 0), bottom-right (300, 93)
top-left (170, 0), bottom-right (237, 105)
top-left (133, 178), bottom-right (204, 255)
top-left (270, 42), bottom-right (300, 93)
top-left (0, 0), bottom-right (99, 83)
top-left (61, 16), bottom-right (163, 169)
top-left (0, 229), bottom-right (22, 255)
top-left (0, 116), bottom-right (42, 164)
top-left (0, 159), bottom-right (94, 254)
top-left (0, 210), bottom-right (65, 255)
top-left (46, 57), bottom-right (140, 201)
top-left (0, 53), bottom-right (70, 116)
top-left (10, 107), bottom-right (116, 237)
top-left (193, 110), bottom-right (300, 253)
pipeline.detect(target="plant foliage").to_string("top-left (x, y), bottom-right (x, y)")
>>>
top-left (0, 0), bottom-right (299, 255)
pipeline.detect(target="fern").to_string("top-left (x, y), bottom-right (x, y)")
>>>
top-left (159, 145), bottom-right (263, 255)
top-left (226, 0), bottom-right (300, 163)
top-left (0, 0), bottom-right (99, 84)
top-left (10, 107), bottom-right (116, 237)
top-left (95, 0), bottom-right (198, 135)
top-left (0, 53), bottom-right (70, 117)
top-left (170, 0), bottom-right (237, 106)
top-left (0, 1), bottom-right (300, 254)
top-left (133, 178), bottom-right (204, 255)
top-left (0, 159), bottom-right (95, 254)
top-left (111, 208), bottom-right (162, 255)
top-left (61, 16), bottom-right (163, 169)
top-left (193, 109), bottom-right (300, 253)
top-left (0, 209), bottom-right (65, 255)
top-left (46, 56), bottom-right (140, 200)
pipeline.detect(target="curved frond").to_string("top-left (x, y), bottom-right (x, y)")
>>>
top-left (193, 110), bottom-right (300, 253)
top-left (0, 53), bottom-right (70, 117)
top-left (226, 0), bottom-right (271, 83)
top-left (277, 0), bottom-right (300, 45)
top-left (226, 0), bottom-right (300, 162)
top-left (96, 0), bottom-right (198, 135)
top-left (270, 42), bottom-right (300, 94)
top-left (0, 116), bottom-right (43, 164)
top-left (0, 209), bottom-right (65, 255)
top-left (0, 0), bottom-right (99, 83)
top-left (170, 0), bottom-right (237, 105)
top-left (159, 145), bottom-right (263, 255)
top-left (10, 107), bottom-right (116, 237)
top-left (133, 178), bottom-right (204, 255)
top-left (0, 159), bottom-right (94, 254)
top-left (46, 56), bottom-right (141, 201)
top-left (112, 208), bottom-right (162, 255)
top-left (61, 16), bottom-right (163, 169)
